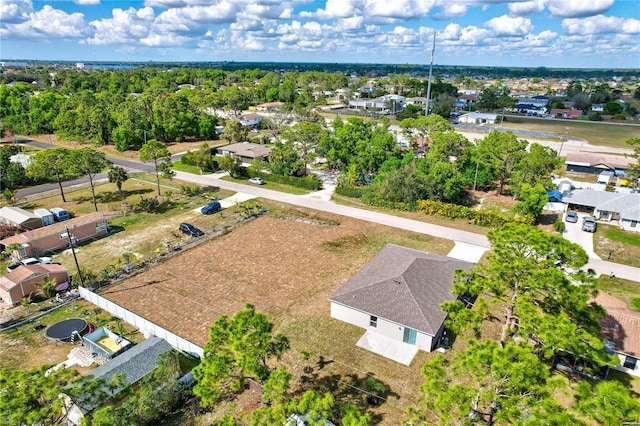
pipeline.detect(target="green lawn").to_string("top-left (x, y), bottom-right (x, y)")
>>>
top-left (171, 162), bottom-right (214, 175)
top-left (594, 224), bottom-right (640, 269)
top-left (500, 116), bottom-right (639, 148)
top-left (221, 175), bottom-right (312, 195)
top-left (598, 275), bottom-right (640, 312)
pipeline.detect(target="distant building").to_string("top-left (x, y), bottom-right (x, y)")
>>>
top-left (458, 112), bottom-right (497, 125)
top-left (550, 109), bottom-right (583, 119)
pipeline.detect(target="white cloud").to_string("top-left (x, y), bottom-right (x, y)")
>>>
top-left (562, 15), bottom-right (640, 35)
top-left (485, 15), bottom-right (534, 36)
top-left (546, 0), bottom-right (614, 18)
top-left (365, 0), bottom-right (436, 19)
top-left (6, 5), bottom-right (88, 39)
top-left (0, 0), bottom-right (34, 24)
top-left (87, 7), bottom-right (155, 45)
top-left (74, 0), bottom-right (101, 5)
top-left (300, 0), bottom-right (359, 19)
top-left (508, 0), bottom-right (545, 17)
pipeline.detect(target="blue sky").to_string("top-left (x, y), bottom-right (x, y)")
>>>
top-left (1, 0), bottom-right (639, 68)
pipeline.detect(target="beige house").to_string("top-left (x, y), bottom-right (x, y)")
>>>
top-left (0, 212), bottom-right (110, 260)
top-left (256, 102), bottom-right (284, 112)
top-left (0, 264), bottom-right (70, 305)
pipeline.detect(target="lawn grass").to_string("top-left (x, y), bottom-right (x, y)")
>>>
top-left (0, 299), bottom-right (143, 370)
top-left (221, 175), bottom-right (312, 195)
top-left (598, 275), bottom-right (640, 312)
top-left (171, 162), bottom-right (214, 174)
top-left (594, 224), bottom-right (640, 268)
top-left (500, 117), bottom-right (639, 148)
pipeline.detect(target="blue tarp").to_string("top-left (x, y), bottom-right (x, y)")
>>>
top-left (548, 190), bottom-right (563, 202)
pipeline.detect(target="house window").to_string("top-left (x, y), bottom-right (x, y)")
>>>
top-left (18, 245), bottom-right (27, 258)
top-left (369, 316), bottom-right (377, 328)
top-left (403, 327), bottom-right (417, 345)
top-left (623, 356), bottom-right (638, 370)
top-left (631, 221), bottom-right (638, 228)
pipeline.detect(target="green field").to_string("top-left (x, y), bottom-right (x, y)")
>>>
top-left (501, 116), bottom-right (640, 148)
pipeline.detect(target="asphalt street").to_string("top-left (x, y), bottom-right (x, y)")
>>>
top-left (11, 136), bottom-right (640, 282)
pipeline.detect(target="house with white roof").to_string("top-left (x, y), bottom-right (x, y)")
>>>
top-left (563, 190), bottom-right (640, 232)
top-left (458, 112), bottom-right (497, 125)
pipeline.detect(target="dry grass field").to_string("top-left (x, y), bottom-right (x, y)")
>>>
top-left (97, 206), bottom-right (453, 423)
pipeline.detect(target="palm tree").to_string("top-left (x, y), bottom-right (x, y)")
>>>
top-left (107, 166), bottom-right (129, 197)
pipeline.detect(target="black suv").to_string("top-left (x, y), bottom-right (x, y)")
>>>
top-left (179, 223), bottom-right (204, 237)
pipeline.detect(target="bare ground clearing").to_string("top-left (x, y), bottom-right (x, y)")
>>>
top-left (97, 207), bottom-right (452, 423)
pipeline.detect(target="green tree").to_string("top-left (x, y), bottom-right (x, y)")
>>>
top-left (107, 166), bottom-right (129, 197)
top-left (139, 139), bottom-right (171, 197)
top-left (25, 147), bottom-right (73, 202)
top-left (626, 137), bottom-right (640, 187)
top-left (511, 143), bottom-right (562, 194)
top-left (575, 380), bottom-right (640, 425)
top-left (67, 148), bottom-right (111, 211)
top-left (268, 139), bottom-right (301, 176)
top-left (445, 223), bottom-right (613, 368)
top-left (192, 304), bottom-right (289, 408)
top-left (281, 121), bottom-right (326, 176)
top-left (221, 120), bottom-right (247, 143)
top-left (475, 130), bottom-right (527, 195)
top-left (513, 183), bottom-right (548, 223)
top-left (0, 365), bottom-right (78, 426)
top-left (217, 153), bottom-right (243, 177)
top-left (406, 341), bottom-right (579, 426)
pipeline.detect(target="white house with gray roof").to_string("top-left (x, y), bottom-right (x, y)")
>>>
top-left (329, 244), bottom-right (473, 364)
top-left (564, 190), bottom-right (640, 232)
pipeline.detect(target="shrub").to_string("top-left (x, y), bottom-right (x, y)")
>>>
top-left (417, 200), bottom-right (514, 227)
top-left (335, 185), bottom-right (364, 198)
top-left (553, 221), bottom-right (566, 233)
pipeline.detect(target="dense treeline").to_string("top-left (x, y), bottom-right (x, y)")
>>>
top-left (2, 62), bottom-right (637, 80)
top-left (0, 67), bottom-right (350, 149)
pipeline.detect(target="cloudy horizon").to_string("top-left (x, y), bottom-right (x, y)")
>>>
top-left (1, 0), bottom-right (639, 68)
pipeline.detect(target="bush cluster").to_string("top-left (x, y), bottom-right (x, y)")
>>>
top-left (335, 185), bottom-right (364, 198)
top-left (417, 200), bottom-right (533, 227)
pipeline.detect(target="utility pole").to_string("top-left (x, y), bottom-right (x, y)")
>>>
top-left (425, 32), bottom-right (436, 117)
top-left (66, 226), bottom-right (83, 287)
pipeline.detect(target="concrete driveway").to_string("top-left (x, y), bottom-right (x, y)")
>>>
top-left (562, 212), bottom-right (600, 259)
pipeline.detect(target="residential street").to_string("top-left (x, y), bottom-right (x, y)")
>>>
top-left (173, 171), bottom-right (640, 282)
top-left (11, 136), bottom-right (640, 282)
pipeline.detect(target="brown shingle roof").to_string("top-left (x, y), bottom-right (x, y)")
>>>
top-left (329, 244), bottom-right (473, 335)
top-left (0, 212), bottom-right (109, 246)
top-left (596, 293), bottom-right (640, 357)
top-left (0, 264), bottom-right (69, 291)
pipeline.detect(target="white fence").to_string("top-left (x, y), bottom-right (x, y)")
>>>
top-left (78, 286), bottom-right (203, 358)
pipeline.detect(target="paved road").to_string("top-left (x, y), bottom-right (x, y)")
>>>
top-left (14, 136), bottom-right (181, 199)
top-left (174, 171), bottom-right (640, 282)
top-left (12, 136), bottom-right (640, 282)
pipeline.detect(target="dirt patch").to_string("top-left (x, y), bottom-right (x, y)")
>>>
top-left (96, 207), bottom-right (452, 424)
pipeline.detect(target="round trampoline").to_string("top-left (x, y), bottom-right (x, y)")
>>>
top-left (45, 318), bottom-right (88, 342)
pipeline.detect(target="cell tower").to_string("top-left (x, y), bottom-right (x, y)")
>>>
top-left (425, 32), bottom-right (436, 116)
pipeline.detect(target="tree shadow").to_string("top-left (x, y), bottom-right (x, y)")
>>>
top-left (72, 188), bottom-right (154, 205)
top-left (294, 369), bottom-right (399, 424)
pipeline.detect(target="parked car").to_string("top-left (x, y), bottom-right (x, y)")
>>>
top-left (6, 256), bottom-right (53, 273)
top-left (201, 201), bottom-right (221, 215)
top-left (565, 211), bottom-right (578, 223)
top-left (179, 223), bottom-right (204, 237)
top-left (582, 216), bottom-right (597, 233)
top-left (249, 177), bottom-right (265, 185)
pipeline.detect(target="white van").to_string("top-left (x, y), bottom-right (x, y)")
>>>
top-left (49, 207), bottom-right (70, 222)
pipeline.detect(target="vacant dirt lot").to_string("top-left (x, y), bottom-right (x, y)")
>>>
top-left (98, 206), bottom-right (453, 423)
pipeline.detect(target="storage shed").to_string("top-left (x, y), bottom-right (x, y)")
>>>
top-left (0, 206), bottom-right (43, 230)
top-left (34, 208), bottom-right (55, 226)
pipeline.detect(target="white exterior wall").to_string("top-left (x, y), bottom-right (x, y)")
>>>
top-left (620, 218), bottom-right (640, 232)
top-left (330, 302), bottom-right (435, 352)
top-left (613, 353), bottom-right (640, 377)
